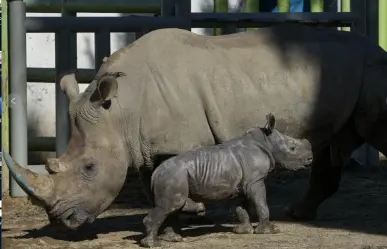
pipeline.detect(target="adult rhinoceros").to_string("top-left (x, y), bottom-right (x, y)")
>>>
top-left (5, 24), bottom-right (387, 230)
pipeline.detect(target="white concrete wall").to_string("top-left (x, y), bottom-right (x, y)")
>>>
top-left (25, 0), bottom-right (379, 167)
top-left (26, 12), bottom-right (138, 144)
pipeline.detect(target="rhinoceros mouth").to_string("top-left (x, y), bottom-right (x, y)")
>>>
top-left (49, 204), bottom-right (94, 230)
top-left (303, 158), bottom-right (313, 166)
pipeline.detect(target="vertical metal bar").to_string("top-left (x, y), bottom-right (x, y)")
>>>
top-left (246, 0), bottom-right (259, 31)
top-left (365, 0), bottom-right (378, 43)
top-left (215, 0), bottom-right (228, 35)
top-left (9, 0), bottom-right (28, 197)
top-left (2, 0), bottom-right (10, 196)
top-left (55, 10), bottom-right (77, 157)
top-left (351, 0), bottom-right (366, 36)
top-left (175, 0), bottom-right (191, 31)
top-left (161, 0), bottom-right (176, 17)
top-left (341, 0), bottom-right (351, 31)
top-left (277, 0), bottom-right (290, 12)
top-left (337, 0), bottom-right (342, 30)
top-left (94, 29), bottom-right (111, 69)
top-left (311, 0), bottom-right (324, 12)
top-left (379, 0), bottom-right (387, 50)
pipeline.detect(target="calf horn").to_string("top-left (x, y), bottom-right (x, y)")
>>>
top-left (4, 151), bottom-right (54, 203)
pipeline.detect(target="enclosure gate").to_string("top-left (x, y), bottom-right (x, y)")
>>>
top-left (1, 0), bottom-right (380, 197)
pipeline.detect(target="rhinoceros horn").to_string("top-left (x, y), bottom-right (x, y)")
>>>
top-left (60, 72), bottom-right (80, 102)
top-left (3, 151), bottom-right (54, 202)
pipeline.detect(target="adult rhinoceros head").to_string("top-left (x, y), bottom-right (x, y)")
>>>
top-left (5, 72), bottom-right (132, 229)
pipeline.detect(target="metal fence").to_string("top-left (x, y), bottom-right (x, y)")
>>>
top-left (1, 0), bottom-right (366, 196)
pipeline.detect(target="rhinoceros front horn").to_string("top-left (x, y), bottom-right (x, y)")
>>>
top-left (3, 151), bottom-right (54, 203)
top-left (60, 72), bottom-right (80, 102)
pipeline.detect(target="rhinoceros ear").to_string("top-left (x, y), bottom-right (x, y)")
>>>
top-left (91, 72), bottom-right (125, 107)
top-left (263, 113), bottom-right (276, 134)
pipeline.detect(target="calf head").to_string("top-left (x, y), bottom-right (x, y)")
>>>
top-left (262, 113), bottom-right (313, 170)
top-left (4, 72), bottom-right (131, 230)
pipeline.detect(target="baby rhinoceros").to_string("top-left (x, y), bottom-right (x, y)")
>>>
top-left (140, 113), bottom-right (313, 248)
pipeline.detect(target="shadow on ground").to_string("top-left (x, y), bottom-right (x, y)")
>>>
top-left (14, 213), bottom-right (146, 242)
top-left (7, 163), bottom-right (387, 243)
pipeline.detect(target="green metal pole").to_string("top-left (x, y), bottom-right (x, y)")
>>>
top-left (379, 0), bottom-right (387, 51)
top-left (310, 0), bottom-right (324, 12)
top-left (341, 0), bottom-right (351, 31)
top-left (246, 0), bottom-right (259, 30)
top-left (1, 0), bottom-right (10, 195)
top-left (277, 0), bottom-right (290, 12)
top-left (215, 0), bottom-right (228, 35)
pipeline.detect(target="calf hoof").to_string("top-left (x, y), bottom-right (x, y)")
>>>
top-left (159, 232), bottom-right (184, 242)
top-left (254, 222), bottom-right (280, 234)
top-left (284, 202), bottom-right (317, 221)
top-left (233, 224), bottom-right (254, 234)
top-left (140, 237), bottom-right (161, 248)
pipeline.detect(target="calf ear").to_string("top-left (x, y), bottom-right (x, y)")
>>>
top-left (264, 113), bottom-right (276, 133)
top-left (90, 72), bottom-right (124, 107)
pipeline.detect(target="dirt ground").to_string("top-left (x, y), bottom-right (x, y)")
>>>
top-left (3, 163), bottom-right (387, 249)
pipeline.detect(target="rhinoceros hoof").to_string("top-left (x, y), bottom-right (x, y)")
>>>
top-left (284, 202), bottom-right (317, 221)
top-left (158, 231), bottom-right (184, 242)
top-left (254, 222), bottom-right (280, 234)
top-left (140, 237), bottom-right (162, 248)
top-left (233, 223), bottom-right (254, 234)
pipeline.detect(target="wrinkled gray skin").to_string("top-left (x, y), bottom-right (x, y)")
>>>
top-left (141, 114), bottom-right (313, 247)
top-left (5, 23), bottom-right (387, 232)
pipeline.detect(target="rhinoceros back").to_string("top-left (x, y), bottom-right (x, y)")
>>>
top-left (98, 24), bottom-right (370, 155)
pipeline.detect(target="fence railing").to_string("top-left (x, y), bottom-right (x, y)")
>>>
top-left (2, 0), bottom-right (363, 197)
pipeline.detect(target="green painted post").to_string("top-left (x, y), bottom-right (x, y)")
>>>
top-left (1, 0), bottom-right (10, 195)
top-left (215, 0), bottom-right (228, 35)
top-left (311, 0), bottom-right (324, 12)
top-left (379, 0), bottom-right (387, 51)
top-left (246, 0), bottom-right (259, 30)
top-left (277, 0), bottom-right (290, 12)
top-left (341, 0), bottom-right (351, 31)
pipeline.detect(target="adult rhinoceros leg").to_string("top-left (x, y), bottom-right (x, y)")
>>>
top-left (139, 167), bottom-right (154, 205)
top-left (285, 146), bottom-right (341, 220)
top-left (285, 120), bottom-right (364, 220)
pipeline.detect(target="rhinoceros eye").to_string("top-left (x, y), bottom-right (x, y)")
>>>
top-left (81, 163), bottom-right (97, 180)
top-left (85, 163), bottom-right (94, 171)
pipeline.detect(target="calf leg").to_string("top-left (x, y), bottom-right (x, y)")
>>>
top-left (181, 198), bottom-right (206, 216)
top-left (159, 198), bottom-right (206, 242)
top-left (140, 206), bottom-right (169, 248)
top-left (158, 213), bottom-right (184, 242)
top-left (247, 180), bottom-right (280, 234)
top-left (233, 200), bottom-right (254, 234)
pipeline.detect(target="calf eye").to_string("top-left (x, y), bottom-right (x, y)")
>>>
top-left (290, 146), bottom-right (296, 152)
